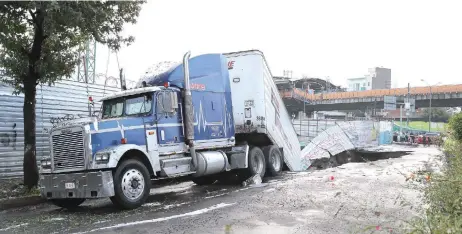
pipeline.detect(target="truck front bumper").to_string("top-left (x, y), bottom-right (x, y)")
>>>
top-left (40, 171), bottom-right (115, 199)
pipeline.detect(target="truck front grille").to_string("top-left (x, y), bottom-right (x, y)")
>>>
top-left (51, 129), bottom-right (85, 171)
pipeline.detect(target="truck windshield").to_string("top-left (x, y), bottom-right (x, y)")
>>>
top-left (102, 93), bottom-right (153, 119)
top-left (126, 95), bottom-right (152, 115)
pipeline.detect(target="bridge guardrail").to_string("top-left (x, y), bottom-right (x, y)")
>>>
top-left (283, 84), bottom-right (462, 102)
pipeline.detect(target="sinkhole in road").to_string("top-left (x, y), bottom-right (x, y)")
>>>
top-left (309, 149), bottom-right (412, 170)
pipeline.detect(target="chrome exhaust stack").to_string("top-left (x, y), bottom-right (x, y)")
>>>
top-left (182, 51), bottom-right (199, 172)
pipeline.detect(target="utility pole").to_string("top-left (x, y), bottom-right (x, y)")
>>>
top-left (400, 104), bottom-right (403, 134)
top-left (407, 83), bottom-right (410, 127)
top-left (302, 82), bottom-right (308, 119)
top-left (119, 68), bottom-right (126, 90)
top-left (429, 86), bottom-right (432, 132)
top-left (421, 79), bottom-right (440, 132)
top-left (299, 111), bottom-right (302, 138)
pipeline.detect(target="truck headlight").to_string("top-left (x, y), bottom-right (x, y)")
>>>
top-left (95, 152), bottom-right (110, 163)
top-left (41, 159), bottom-right (51, 169)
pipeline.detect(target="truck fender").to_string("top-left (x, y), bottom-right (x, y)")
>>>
top-left (229, 144), bottom-right (250, 169)
top-left (93, 144), bottom-right (157, 176)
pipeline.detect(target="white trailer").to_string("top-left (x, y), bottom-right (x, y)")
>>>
top-left (225, 50), bottom-right (307, 171)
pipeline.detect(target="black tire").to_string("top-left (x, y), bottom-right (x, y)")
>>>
top-left (242, 146), bottom-right (266, 179)
top-left (192, 176), bottom-right (217, 186)
top-left (110, 159), bottom-right (151, 210)
top-left (262, 145), bottom-right (283, 176)
top-left (50, 198), bottom-right (85, 209)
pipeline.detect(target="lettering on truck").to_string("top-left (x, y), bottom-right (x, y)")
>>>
top-left (228, 61), bottom-right (235, 70)
top-left (190, 83), bottom-right (206, 91)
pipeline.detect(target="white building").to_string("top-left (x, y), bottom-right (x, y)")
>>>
top-left (347, 67), bottom-right (391, 91)
top-left (347, 77), bottom-right (371, 91)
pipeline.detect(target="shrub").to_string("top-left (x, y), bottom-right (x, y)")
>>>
top-left (409, 113), bottom-right (462, 233)
top-left (448, 113), bottom-right (462, 141)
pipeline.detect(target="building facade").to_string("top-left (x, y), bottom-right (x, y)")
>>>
top-left (369, 67), bottom-right (391, 89)
top-left (347, 77), bottom-right (371, 91)
top-left (347, 67), bottom-right (391, 91)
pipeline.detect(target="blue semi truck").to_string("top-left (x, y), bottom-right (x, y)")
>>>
top-left (39, 50), bottom-right (305, 209)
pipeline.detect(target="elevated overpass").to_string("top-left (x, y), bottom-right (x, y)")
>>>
top-left (279, 84), bottom-right (462, 113)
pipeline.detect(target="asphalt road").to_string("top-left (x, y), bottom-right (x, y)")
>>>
top-left (0, 146), bottom-right (441, 234)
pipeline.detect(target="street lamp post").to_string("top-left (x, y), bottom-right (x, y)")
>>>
top-left (298, 82), bottom-right (309, 142)
top-left (429, 85), bottom-right (432, 132)
top-left (421, 79), bottom-right (441, 132)
top-left (302, 82), bottom-right (308, 119)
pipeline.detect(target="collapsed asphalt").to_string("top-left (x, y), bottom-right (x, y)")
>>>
top-left (0, 146), bottom-right (442, 234)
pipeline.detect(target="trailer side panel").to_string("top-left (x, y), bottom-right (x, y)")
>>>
top-left (226, 50), bottom-right (307, 171)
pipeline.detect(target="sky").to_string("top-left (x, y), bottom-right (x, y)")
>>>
top-left (95, 0), bottom-right (462, 89)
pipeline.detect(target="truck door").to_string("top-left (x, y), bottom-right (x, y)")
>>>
top-left (155, 90), bottom-right (183, 145)
top-left (203, 93), bottom-right (225, 139)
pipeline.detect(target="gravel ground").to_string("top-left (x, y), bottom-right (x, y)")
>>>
top-left (0, 145), bottom-right (442, 234)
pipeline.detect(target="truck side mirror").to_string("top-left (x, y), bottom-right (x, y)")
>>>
top-left (169, 92), bottom-right (178, 112)
top-left (158, 91), bottom-right (178, 114)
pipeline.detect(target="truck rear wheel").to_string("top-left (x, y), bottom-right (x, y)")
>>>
top-left (50, 198), bottom-right (85, 209)
top-left (262, 145), bottom-right (283, 176)
top-left (110, 159), bottom-right (151, 209)
top-left (244, 146), bottom-right (266, 178)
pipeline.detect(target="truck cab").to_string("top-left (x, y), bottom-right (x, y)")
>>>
top-left (39, 52), bottom-right (274, 210)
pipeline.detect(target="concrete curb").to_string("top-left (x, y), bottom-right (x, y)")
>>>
top-left (0, 195), bottom-right (46, 211)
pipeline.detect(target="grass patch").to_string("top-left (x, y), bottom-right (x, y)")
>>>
top-left (395, 121), bottom-right (448, 132)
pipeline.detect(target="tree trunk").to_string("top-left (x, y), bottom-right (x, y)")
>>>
top-left (23, 79), bottom-right (38, 189)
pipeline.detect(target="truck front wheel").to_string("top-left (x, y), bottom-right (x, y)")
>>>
top-left (50, 198), bottom-right (85, 209)
top-left (262, 145), bottom-right (283, 176)
top-left (110, 159), bottom-right (151, 209)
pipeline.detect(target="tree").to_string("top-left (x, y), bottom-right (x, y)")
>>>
top-left (421, 107), bottom-right (451, 122)
top-left (0, 1), bottom-right (145, 188)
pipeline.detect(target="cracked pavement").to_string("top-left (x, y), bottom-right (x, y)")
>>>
top-left (0, 146), bottom-right (441, 234)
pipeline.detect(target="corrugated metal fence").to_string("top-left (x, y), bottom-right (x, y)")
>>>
top-left (0, 80), bottom-right (120, 178)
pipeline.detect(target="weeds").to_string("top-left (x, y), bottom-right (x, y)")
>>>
top-left (409, 116), bottom-right (462, 233)
top-left (0, 178), bottom-right (40, 200)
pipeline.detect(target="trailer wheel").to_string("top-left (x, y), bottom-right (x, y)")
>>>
top-left (110, 159), bottom-right (151, 209)
top-left (245, 146), bottom-right (266, 178)
top-left (262, 145), bottom-right (283, 176)
top-left (192, 176), bottom-right (217, 186)
top-left (50, 198), bottom-right (85, 209)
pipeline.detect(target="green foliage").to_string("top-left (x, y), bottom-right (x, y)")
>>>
top-left (408, 113), bottom-right (462, 232)
top-left (0, 1), bottom-right (145, 92)
top-left (449, 113), bottom-right (462, 141)
top-left (421, 108), bottom-right (451, 122)
top-left (0, 1), bottom-right (145, 188)
top-left (409, 137), bottom-right (462, 233)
